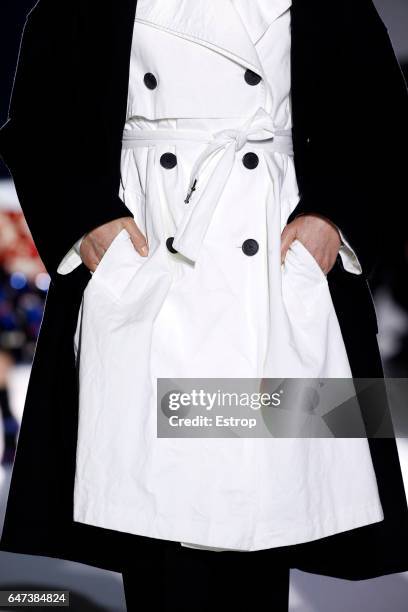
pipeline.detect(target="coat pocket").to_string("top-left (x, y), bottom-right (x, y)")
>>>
top-left (88, 228), bottom-right (147, 301)
top-left (281, 238), bottom-right (352, 376)
top-left (282, 238), bottom-right (333, 324)
top-left (286, 238), bottom-right (327, 283)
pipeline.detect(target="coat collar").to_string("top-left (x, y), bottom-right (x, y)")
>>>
top-left (134, 0), bottom-right (290, 75)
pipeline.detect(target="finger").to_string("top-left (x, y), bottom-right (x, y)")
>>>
top-left (280, 223), bottom-right (297, 264)
top-left (325, 253), bottom-right (339, 275)
top-left (305, 246), bottom-right (327, 275)
top-left (78, 237), bottom-right (102, 272)
top-left (84, 254), bottom-right (101, 273)
top-left (316, 252), bottom-right (336, 275)
top-left (126, 222), bottom-right (149, 256)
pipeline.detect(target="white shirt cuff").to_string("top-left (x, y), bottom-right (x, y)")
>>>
top-left (337, 228), bottom-right (363, 275)
top-left (56, 234), bottom-right (85, 275)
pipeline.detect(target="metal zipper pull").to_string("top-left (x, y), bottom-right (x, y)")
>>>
top-left (184, 178), bottom-right (198, 204)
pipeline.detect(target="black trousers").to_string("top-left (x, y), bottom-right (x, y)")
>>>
top-left (122, 543), bottom-right (290, 611)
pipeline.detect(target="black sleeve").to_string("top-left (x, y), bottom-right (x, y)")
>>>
top-left (287, 0), bottom-right (408, 278)
top-left (0, 0), bottom-right (134, 277)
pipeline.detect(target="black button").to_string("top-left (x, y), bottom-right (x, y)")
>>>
top-left (144, 72), bottom-right (157, 89)
top-left (166, 237), bottom-right (178, 254)
top-left (160, 152), bottom-right (177, 169)
top-left (244, 69), bottom-right (262, 86)
top-left (242, 152), bottom-right (259, 169)
top-left (242, 239), bottom-right (259, 256)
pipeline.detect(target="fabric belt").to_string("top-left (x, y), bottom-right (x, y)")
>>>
top-left (121, 107), bottom-right (293, 262)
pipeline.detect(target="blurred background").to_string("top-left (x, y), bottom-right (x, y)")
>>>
top-left (0, 1), bottom-right (407, 610)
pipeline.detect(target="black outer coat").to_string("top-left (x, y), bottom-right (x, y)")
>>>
top-left (0, 0), bottom-right (408, 579)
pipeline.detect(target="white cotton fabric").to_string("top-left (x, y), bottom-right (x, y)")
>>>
top-left (72, 0), bottom-right (384, 552)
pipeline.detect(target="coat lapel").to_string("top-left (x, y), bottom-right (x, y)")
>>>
top-left (134, 0), bottom-right (263, 74)
top-left (231, 0), bottom-right (292, 44)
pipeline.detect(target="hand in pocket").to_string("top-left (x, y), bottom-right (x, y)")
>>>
top-left (281, 213), bottom-right (341, 275)
top-left (80, 217), bottom-right (148, 272)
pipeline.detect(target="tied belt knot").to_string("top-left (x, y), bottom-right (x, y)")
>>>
top-left (122, 107), bottom-right (293, 262)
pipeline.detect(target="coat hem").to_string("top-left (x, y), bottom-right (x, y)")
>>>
top-left (73, 498), bottom-right (385, 552)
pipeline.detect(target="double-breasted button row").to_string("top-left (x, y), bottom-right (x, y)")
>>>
top-left (157, 64), bottom-right (261, 259)
top-left (145, 68), bottom-right (262, 90)
top-left (242, 68), bottom-right (261, 253)
top-left (241, 70), bottom-right (260, 254)
top-left (166, 237), bottom-right (260, 257)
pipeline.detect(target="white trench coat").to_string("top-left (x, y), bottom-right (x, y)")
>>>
top-left (70, 0), bottom-right (384, 552)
